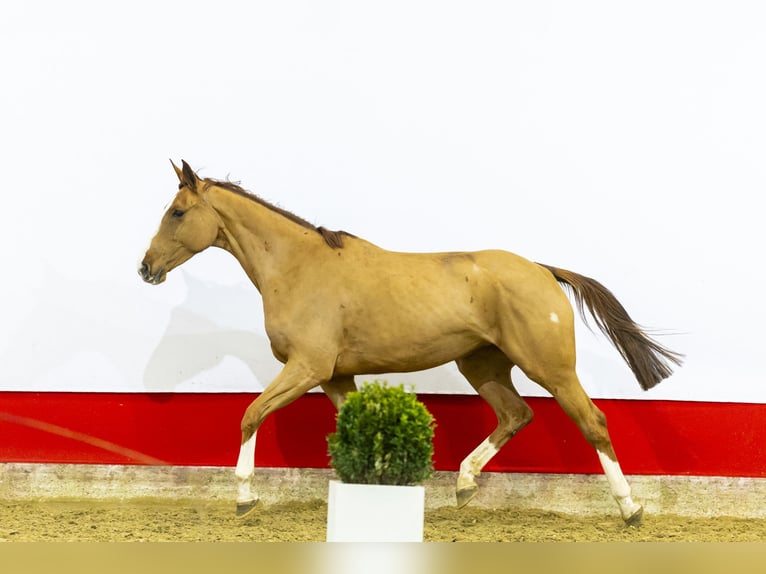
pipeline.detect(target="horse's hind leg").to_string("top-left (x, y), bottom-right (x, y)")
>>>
top-left (454, 346), bottom-right (533, 508)
top-left (494, 267), bottom-right (643, 524)
top-left (538, 371), bottom-right (643, 525)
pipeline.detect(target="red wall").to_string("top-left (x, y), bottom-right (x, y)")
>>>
top-left (1, 392), bottom-right (763, 477)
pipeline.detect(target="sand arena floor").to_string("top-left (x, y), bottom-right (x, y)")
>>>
top-left (2, 498), bottom-right (766, 542)
top-left (2, 465), bottom-right (765, 542)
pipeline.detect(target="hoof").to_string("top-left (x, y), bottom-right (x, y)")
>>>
top-left (624, 505), bottom-right (643, 527)
top-left (236, 499), bottom-right (260, 518)
top-left (456, 485), bottom-right (478, 509)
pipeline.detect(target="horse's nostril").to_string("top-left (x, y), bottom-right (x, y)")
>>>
top-left (139, 262), bottom-right (149, 279)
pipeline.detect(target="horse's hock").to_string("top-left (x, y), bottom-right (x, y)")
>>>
top-left (1, 463), bottom-right (764, 520)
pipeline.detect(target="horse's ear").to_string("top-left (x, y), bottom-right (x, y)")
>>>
top-left (177, 159), bottom-right (199, 192)
top-left (170, 159), bottom-right (184, 183)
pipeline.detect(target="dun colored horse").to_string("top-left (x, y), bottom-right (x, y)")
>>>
top-left (140, 160), bottom-right (682, 525)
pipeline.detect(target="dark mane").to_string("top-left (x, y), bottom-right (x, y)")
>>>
top-left (206, 178), bottom-right (354, 249)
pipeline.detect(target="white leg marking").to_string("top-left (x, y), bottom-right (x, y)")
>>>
top-left (597, 450), bottom-right (641, 519)
top-left (235, 433), bottom-right (257, 504)
top-left (549, 312), bottom-right (559, 323)
top-left (458, 437), bottom-right (499, 490)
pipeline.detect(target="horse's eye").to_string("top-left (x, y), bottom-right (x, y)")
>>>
top-left (171, 209), bottom-right (185, 218)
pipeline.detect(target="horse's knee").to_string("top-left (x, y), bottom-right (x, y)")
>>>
top-left (240, 401), bottom-right (266, 437)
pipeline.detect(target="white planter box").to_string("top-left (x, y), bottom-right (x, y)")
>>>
top-left (326, 480), bottom-right (425, 542)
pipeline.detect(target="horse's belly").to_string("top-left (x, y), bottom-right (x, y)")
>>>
top-left (333, 330), bottom-right (486, 376)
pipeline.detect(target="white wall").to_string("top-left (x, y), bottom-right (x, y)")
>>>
top-left (1, 1), bottom-right (763, 402)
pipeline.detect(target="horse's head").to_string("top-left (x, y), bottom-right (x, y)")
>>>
top-left (139, 160), bottom-right (221, 285)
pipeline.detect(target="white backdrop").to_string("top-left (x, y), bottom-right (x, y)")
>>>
top-left (1, 1), bottom-right (763, 402)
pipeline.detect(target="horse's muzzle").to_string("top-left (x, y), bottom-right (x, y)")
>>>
top-left (138, 261), bottom-right (165, 285)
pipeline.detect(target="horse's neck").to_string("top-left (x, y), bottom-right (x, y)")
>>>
top-left (208, 187), bottom-right (315, 291)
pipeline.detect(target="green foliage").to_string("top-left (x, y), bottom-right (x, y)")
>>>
top-left (327, 381), bottom-right (435, 486)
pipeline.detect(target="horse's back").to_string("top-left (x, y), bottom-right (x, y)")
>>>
top-left (339, 240), bottom-right (568, 311)
top-left (334, 241), bottom-right (572, 332)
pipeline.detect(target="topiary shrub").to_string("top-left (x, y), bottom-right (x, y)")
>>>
top-left (327, 381), bottom-right (435, 486)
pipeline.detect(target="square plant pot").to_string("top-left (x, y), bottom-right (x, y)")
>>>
top-left (326, 480), bottom-right (425, 542)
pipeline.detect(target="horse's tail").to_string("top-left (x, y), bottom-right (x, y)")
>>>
top-left (538, 263), bottom-right (683, 390)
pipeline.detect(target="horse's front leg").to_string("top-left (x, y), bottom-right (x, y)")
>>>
top-left (235, 361), bottom-right (328, 517)
top-left (320, 376), bottom-right (357, 410)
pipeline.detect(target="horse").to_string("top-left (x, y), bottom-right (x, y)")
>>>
top-left (139, 160), bottom-right (682, 525)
